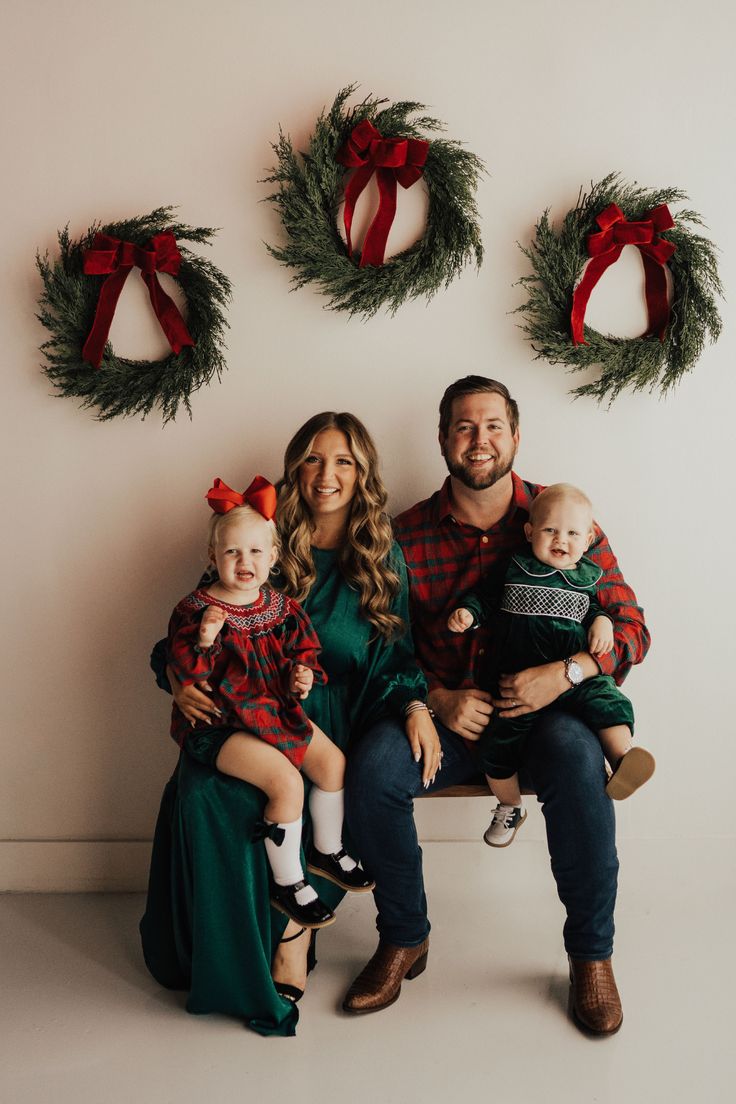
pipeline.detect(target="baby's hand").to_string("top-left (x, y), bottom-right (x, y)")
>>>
top-left (447, 608), bottom-right (474, 634)
top-left (290, 663), bottom-right (314, 700)
top-left (588, 615), bottom-right (614, 657)
top-left (198, 606), bottom-right (227, 649)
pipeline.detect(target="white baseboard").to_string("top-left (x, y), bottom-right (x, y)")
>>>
top-left (0, 802), bottom-right (546, 892)
top-left (0, 841), bottom-right (153, 893)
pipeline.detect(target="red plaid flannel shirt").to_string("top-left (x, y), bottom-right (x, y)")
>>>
top-left (393, 473), bottom-right (650, 693)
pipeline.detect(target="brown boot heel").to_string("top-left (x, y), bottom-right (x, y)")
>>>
top-left (405, 951), bottom-right (428, 980)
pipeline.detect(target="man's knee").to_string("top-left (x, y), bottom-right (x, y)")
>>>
top-left (526, 710), bottom-right (607, 791)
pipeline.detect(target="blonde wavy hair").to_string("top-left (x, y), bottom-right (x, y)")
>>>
top-left (276, 412), bottom-right (403, 639)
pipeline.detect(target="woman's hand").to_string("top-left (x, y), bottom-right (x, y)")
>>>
top-left (167, 665), bottom-right (221, 726)
top-left (427, 687), bottom-right (492, 741)
top-left (405, 708), bottom-right (442, 788)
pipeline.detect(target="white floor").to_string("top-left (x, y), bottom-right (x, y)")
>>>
top-left (1, 838), bottom-right (733, 1104)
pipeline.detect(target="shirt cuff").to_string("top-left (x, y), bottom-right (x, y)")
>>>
top-left (595, 649), bottom-right (617, 677)
top-left (388, 685), bottom-right (427, 716)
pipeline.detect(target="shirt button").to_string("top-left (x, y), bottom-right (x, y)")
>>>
top-left (481, 536), bottom-right (489, 544)
top-left (478, 648), bottom-right (485, 656)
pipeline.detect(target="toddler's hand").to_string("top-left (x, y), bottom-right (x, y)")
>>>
top-left (588, 615), bottom-right (614, 657)
top-left (198, 606), bottom-right (227, 649)
top-left (290, 663), bottom-right (314, 700)
top-left (447, 608), bottom-right (474, 633)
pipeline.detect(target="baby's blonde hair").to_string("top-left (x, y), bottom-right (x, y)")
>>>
top-left (207, 505), bottom-right (281, 557)
top-left (529, 483), bottom-right (594, 526)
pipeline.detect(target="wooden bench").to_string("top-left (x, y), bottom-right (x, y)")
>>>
top-left (419, 783), bottom-right (533, 797)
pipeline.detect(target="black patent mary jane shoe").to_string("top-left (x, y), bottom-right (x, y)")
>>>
top-left (270, 879), bottom-right (336, 929)
top-left (307, 848), bottom-right (376, 893)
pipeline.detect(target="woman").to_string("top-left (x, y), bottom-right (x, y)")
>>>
top-left (140, 412), bottom-right (440, 1036)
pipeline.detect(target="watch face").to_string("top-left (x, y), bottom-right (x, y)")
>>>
top-left (568, 660), bottom-right (584, 685)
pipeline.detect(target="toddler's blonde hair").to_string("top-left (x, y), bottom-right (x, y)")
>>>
top-left (207, 504), bottom-right (281, 557)
top-left (529, 483), bottom-right (594, 526)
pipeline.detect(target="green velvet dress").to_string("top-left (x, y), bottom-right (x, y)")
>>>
top-left (140, 544), bottom-right (425, 1036)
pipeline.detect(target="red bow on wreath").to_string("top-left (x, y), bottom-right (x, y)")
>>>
top-left (336, 119), bottom-right (429, 268)
top-left (570, 203), bottom-right (676, 346)
top-left (205, 476), bottom-right (278, 522)
top-left (81, 232), bottom-right (195, 368)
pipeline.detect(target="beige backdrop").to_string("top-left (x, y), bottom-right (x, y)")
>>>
top-left (1, 0), bottom-right (734, 889)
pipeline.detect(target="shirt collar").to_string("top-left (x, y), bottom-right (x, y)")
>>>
top-left (437, 471), bottom-right (533, 528)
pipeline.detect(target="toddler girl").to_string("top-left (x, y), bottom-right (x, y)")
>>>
top-left (448, 482), bottom-right (655, 847)
top-left (167, 476), bottom-right (373, 936)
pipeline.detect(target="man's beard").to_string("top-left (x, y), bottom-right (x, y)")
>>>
top-left (442, 446), bottom-right (515, 490)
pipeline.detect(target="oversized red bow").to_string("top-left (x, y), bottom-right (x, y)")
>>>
top-left (336, 118), bottom-right (429, 268)
top-left (570, 203), bottom-right (676, 346)
top-left (205, 476), bottom-right (277, 521)
top-left (81, 231), bottom-right (195, 368)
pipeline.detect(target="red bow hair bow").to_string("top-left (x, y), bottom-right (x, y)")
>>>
top-left (205, 476), bottom-right (277, 521)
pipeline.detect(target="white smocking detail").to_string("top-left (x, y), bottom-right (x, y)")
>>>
top-left (500, 583), bottom-right (590, 622)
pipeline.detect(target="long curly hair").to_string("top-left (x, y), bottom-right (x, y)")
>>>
top-left (276, 412), bottom-right (403, 639)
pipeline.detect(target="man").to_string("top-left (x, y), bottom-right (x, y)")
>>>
top-left (344, 376), bottom-right (649, 1035)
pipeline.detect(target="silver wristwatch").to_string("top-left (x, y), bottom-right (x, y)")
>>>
top-left (563, 656), bottom-right (584, 687)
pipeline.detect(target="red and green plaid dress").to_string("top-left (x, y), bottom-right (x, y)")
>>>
top-left (167, 586), bottom-right (327, 768)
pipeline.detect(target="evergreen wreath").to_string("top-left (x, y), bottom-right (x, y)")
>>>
top-left (264, 85), bottom-right (485, 317)
top-left (36, 208), bottom-right (231, 422)
top-left (516, 173), bottom-right (722, 402)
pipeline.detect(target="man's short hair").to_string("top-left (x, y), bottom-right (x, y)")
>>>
top-left (438, 376), bottom-right (519, 437)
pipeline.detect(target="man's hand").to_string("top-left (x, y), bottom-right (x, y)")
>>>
top-left (493, 653), bottom-right (598, 717)
top-left (405, 709), bottom-right (442, 787)
top-left (198, 607), bottom-right (227, 649)
top-left (427, 687), bottom-right (493, 740)
top-left (290, 663), bottom-right (313, 700)
top-left (167, 665), bottom-right (221, 726)
top-left (447, 608), bottom-right (474, 634)
top-left (588, 616), bottom-right (614, 657)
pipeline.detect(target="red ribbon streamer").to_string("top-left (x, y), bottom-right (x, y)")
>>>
top-left (336, 119), bottom-right (429, 268)
top-left (570, 203), bottom-right (676, 346)
top-left (205, 476), bottom-right (278, 521)
top-left (81, 231), bottom-right (195, 368)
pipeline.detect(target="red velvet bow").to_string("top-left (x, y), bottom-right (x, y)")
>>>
top-left (205, 476), bottom-right (278, 521)
top-left (336, 118), bottom-right (429, 268)
top-left (570, 203), bottom-right (676, 345)
top-left (81, 231), bottom-right (195, 368)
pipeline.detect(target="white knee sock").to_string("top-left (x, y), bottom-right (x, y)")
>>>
top-left (264, 818), bottom-right (317, 904)
top-left (308, 787), bottom-right (357, 871)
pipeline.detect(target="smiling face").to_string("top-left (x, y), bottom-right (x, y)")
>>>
top-left (439, 392), bottom-right (519, 491)
top-left (209, 511), bottom-right (278, 605)
top-left (524, 497), bottom-right (595, 570)
top-left (298, 427), bottom-right (359, 525)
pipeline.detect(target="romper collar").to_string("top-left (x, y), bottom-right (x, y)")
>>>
top-left (511, 551), bottom-right (602, 589)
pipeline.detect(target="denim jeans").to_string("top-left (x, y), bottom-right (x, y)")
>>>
top-left (345, 709), bottom-right (618, 959)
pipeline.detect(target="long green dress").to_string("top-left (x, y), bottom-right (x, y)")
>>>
top-left (140, 544), bottom-right (426, 1036)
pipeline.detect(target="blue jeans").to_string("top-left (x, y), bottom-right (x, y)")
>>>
top-left (345, 709), bottom-right (618, 959)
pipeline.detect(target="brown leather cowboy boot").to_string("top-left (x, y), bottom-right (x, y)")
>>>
top-left (568, 956), bottom-right (623, 1035)
top-left (342, 938), bottom-right (429, 1015)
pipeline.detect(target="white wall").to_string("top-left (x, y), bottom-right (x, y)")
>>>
top-left (1, 0), bottom-right (734, 889)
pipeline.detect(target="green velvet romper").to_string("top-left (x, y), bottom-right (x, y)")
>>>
top-left (461, 552), bottom-right (635, 780)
